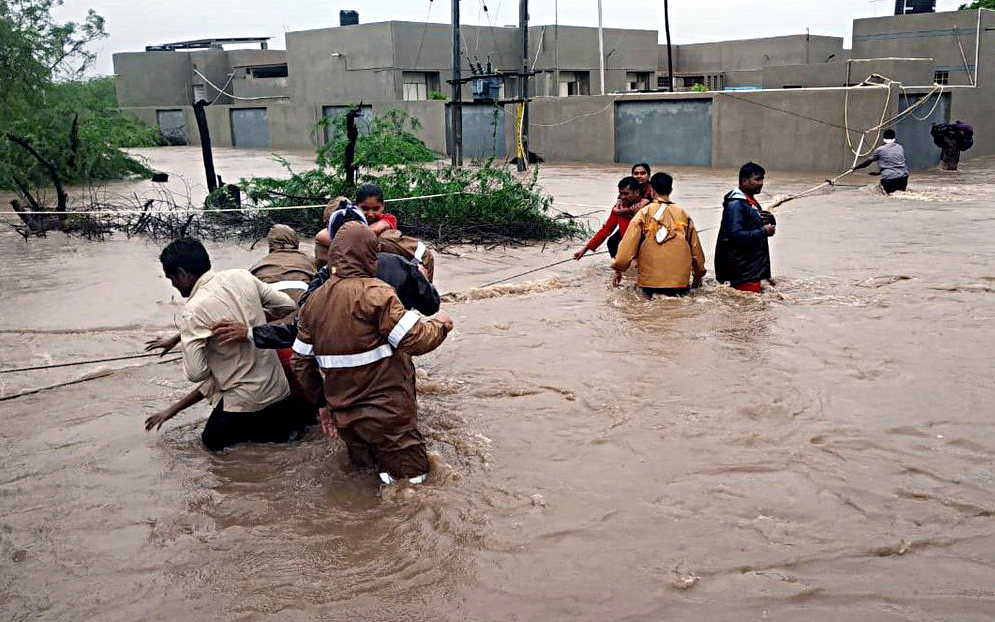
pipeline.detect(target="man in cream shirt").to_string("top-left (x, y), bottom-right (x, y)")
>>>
top-left (146, 238), bottom-right (311, 451)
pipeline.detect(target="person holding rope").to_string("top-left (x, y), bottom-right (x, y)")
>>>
top-left (144, 238), bottom-right (312, 450)
top-left (612, 172), bottom-right (707, 297)
top-left (854, 129), bottom-right (908, 194)
top-left (715, 162), bottom-right (776, 294)
top-left (573, 176), bottom-right (650, 261)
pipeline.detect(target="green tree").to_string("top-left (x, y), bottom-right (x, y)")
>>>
top-left (959, 1), bottom-right (995, 9)
top-left (1, 0), bottom-right (157, 219)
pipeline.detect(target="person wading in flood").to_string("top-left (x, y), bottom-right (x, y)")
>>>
top-left (249, 224), bottom-right (317, 308)
top-left (573, 176), bottom-right (650, 261)
top-left (612, 172), bottom-right (707, 297)
top-left (292, 222), bottom-right (453, 486)
top-left (145, 238), bottom-right (312, 450)
top-left (854, 129), bottom-right (908, 194)
top-left (714, 162), bottom-right (776, 294)
top-left (931, 120), bottom-right (973, 171)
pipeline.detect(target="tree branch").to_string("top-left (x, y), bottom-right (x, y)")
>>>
top-left (6, 133), bottom-right (68, 214)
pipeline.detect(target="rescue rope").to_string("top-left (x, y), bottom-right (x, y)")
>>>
top-left (0, 192), bottom-right (466, 217)
top-left (475, 250), bottom-right (611, 289)
top-left (0, 352), bottom-right (169, 374)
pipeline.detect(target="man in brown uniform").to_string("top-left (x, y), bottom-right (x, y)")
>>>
top-left (291, 222), bottom-right (453, 484)
top-left (250, 224), bottom-right (317, 306)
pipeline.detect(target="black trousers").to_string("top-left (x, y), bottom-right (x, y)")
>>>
top-left (607, 229), bottom-right (622, 258)
top-left (881, 176), bottom-right (908, 194)
top-left (643, 286), bottom-right (691, 298)
top-left (201, 395), bottom-right (311, 452)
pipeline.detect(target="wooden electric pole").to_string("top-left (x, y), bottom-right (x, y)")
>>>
top-left (664, 0), bottom-right (674, 91)
top-left (517, 0), bottom-right (530, 172)
top-left (451, 0), bottom-right (464, 167)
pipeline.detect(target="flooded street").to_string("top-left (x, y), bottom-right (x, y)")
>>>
top-left (2, 147), bottom-right (995, 621)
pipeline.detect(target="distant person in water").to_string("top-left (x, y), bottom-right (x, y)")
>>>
top-left (714, 162), bottom-right (776, 294)
top-left (931, 121), bottom-right (973, 171)
top-left (631, 162), bottom-right (653, 201)
top-left (854, 129), bottom-right (908, 194)
top-left (573, 176), bottom-right (650, 260)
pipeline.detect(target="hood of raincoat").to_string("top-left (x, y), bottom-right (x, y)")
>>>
top-left (267, 224), bottom-right (299, 252)
top-left (329, 221), bottom-right (378, 279)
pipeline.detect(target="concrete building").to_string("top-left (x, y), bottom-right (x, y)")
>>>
top-left (114, 9), bottom-right (995, 172)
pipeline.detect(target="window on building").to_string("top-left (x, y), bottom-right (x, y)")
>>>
top-left (403, 82), bottom-right (427, 101)
top-left (557, 71), bottom-right (590, 96)
top-left (402, 71), bottom-right (441, 101)
top-left (934, 70), bottom-right (949, 85)
top-left (685, 75), bottom-right (705, 88)
top-left (657, 75), bottom-right (668, 88)
top-left (250, 65), bottom-right (288, 79)
top-left (626, 72), bottom-right (650, 92)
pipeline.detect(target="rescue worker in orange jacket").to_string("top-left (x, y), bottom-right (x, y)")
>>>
top-left (291, 222), bottom-right (453, 485)
top-left (612, 172), bottom-right (707, 297)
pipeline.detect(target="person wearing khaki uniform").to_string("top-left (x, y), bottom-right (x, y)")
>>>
top-left (292, 222), bottom-right (453, 484)
top-left (250, 224), bottom-right (317, 307)
top-left (612, 172), bottom-right (707, 297)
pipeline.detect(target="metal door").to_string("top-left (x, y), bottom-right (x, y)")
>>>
top-left (230, 108), bottom-right (270, 148)
top-left (615, 100), bottom-right (712, 167)
top-left (897, 92), bottom-right (949, 170)
top-left (448, 103), bottom-right (505, 160)
top-left (156, 109), bottom-right (186, 146)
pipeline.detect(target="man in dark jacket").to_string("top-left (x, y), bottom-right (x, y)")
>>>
top-left (714, 162), bottom-right (776, 293)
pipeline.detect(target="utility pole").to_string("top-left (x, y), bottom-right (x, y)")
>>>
top-left (192, 99), bottom-right (218, 193)
top-left (598, 0), bottom-right (606, 95)
top-left (518, 0), bottom-right (530, 172)
top-left (664, 0), bottom-right (674, 91)
top-left (554, 0), bottom-right (560, 96)
top-left (451, 0), bottom-right (463, 166)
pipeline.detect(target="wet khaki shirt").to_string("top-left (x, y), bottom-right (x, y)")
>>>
top-left (612, 201), bottom-right (707, 289)
top-left (179, 269), bottom-right (296, 412)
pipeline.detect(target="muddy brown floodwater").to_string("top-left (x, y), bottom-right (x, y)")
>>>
top-left (2, 147), bottom-right (995, 621)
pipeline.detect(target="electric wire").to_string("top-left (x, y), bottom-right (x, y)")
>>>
top-left (193, 68), bottom-right (289, 101)
top-left (412, 0), bottom-right (435, 70)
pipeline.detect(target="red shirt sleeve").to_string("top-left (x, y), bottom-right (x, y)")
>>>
top-left (380, 213), bottom-right (398, 230)
top-left (585, 211), bottom-right (620, 251)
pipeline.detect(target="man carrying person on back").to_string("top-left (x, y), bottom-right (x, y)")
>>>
top-left (573, 176), bottom-right (650, 260)
top-left (612, 172), bottom-right (707, 297)
top-left (854, 129), bottom-right (908, 194)
top-left (292, 222), bottom-right (453, 485)
top-left (714, 162), bottom-right (776, 294)
top-left (145, 238), bottom-right (311, 451)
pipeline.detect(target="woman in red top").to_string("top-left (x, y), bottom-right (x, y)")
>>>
top-left (573, 176), bottom-right (649, 260)
top-left (632, 162), bottom-right (653, 201)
